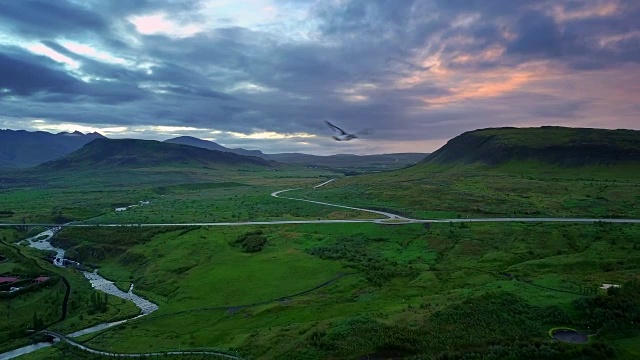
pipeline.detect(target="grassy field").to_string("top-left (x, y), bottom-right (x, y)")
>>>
top-left (28, 221), bottom-right (639, 359)
top-left (293, 163), bottom-right (640, 219)
top-left (2, 148), bottom-right (639, 359)
top-left (0, 167), bottom-right (378, 224)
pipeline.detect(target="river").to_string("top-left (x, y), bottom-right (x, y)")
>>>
top-left (0, 229), bottom-right (158, 360)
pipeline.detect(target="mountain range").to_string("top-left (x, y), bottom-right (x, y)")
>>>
top-left (3, 127), bottom-right (638, 174)
top-left (164, 136), bottom-right (265, 158)
top-left (0, 130), bottom-right (427, 171)
top-left (0, 129), bottom-right (104, 168)
top-left (165, 136), bottom-right (425, 170)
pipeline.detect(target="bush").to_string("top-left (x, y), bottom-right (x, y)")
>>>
top-left (241, 235), bottom-right (267, 253)
top-left (232, 231), bottom-right (268, 253)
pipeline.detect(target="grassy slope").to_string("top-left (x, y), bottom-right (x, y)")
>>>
top-left (424, 126), bottom-right (640, 166)
top-left (472, 126), bottom-right (640, 148)
top-left (294, 166), bottom-right (640, 219)
top-left (293, 128), bottom-right (640, 220)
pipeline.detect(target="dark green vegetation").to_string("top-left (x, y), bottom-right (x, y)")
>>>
top-left (231, 230), bottom-right (268, 253)
top-left (21, 222), bottom-right (638, 359)
top-left (0, 129), bottom-right (104, 168)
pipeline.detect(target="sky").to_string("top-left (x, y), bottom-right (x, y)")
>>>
top-left (1, 0), bottom-right (639, 155)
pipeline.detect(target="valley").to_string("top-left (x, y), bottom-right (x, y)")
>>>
top-left (2, 1), bottom-right (639, 358)
top-left (0, 127), bottom-right (639, 359)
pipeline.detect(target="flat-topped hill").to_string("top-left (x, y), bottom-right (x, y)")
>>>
top-left (421, 127), bottom-right (640, 167)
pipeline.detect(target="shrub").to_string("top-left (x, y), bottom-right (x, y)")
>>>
top-left (231, 231), bottom-right (268, 253)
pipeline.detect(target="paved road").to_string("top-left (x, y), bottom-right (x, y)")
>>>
top-left (314, 178), bottom-right (336, 188)
top-left (1, 184), bottom-right (639, 227)
top-left (1, 217), bottom-right (640, 228)
top-left (271, 188), bottom-right (408, 220)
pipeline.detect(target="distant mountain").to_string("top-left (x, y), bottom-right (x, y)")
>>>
top-left (420, 126), bottom-right (640, 167)
top-left (37, 138), bottom-right (275, 171)
top-left (0, 129), bottom-right (105, 168)
top-left (165, 136), bottom-right (427, 171)
top-left (164, 136), bottom-right (264, 158)
top-left (267, 152), bottom-right (427, 170)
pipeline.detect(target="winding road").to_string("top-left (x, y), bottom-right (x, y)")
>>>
top-left (2, 180), bottom-right (640, 359)
top-left (1, 187), bottom-right (639, 228)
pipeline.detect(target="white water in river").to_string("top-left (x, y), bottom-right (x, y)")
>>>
top-left (83, 270), bottom-right (158, 315)
top-left (24, 228), bottom-right (65, 266)
top-left (0, 229), bottom-right (158, 360)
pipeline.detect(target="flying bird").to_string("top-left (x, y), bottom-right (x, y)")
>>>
top-left (325, 121), bottom-right (358, 141)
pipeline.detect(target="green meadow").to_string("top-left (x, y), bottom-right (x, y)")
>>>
top-left (294, 163), bottom-right (640, 220)
top-left (33, 221), bottom-right (640, 359)
top-left (0, 167), bottom-right (375, 224)
top-left (0, 145), bottom-right (639, 359)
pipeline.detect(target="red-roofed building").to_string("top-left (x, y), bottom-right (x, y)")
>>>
top-left (0, 277), bottom-right (18, 284)
top-left (35, 276), bottom-right (49, 283)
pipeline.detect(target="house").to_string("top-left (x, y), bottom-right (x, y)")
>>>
top-left (35, 276), bottom-right (50, 283)
top-left (0, 276), bottom-right (18, 284)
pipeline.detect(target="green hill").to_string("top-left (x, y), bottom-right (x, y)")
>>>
top-left (421, 126), bottom-right (640, 167)
top-left (294, 127), bottom-right (640, 220)
top-left (37, 138), bottom-right (275, 170)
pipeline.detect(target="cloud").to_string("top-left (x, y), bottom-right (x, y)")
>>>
top-left (507, 11), bottom-right (565, 57)
top-left (0, 1), bottom-right (107, 38)
top-left (129, 13), bottom-right (204, 38)
top-left (0, 48), bottom-right (81, 96)
top-left (0, 0), bottom-right (638, 154)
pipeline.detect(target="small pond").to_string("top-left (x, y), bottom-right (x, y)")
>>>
top-left (551, 328), bottom-right (589, 344)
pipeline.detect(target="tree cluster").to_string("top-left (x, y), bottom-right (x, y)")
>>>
top-left (88, 292), bottom-right (108, 315)
top-left (573, 279), bottom-right (640, 336)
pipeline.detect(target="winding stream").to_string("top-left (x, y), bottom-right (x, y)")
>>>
top-left (0, 229), bottom-right (158, 360)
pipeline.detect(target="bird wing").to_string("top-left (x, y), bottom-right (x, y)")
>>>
top-left (325, 121), bottom-right (347, 135)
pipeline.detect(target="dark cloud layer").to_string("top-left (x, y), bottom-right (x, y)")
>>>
top-left (0, 0), bottom-right (639, 154)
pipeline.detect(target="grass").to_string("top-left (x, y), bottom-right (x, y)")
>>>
top-left (292, 163), bottom-right (640, 219)
top-left (0, 168), bottom-right (373, 224)
top-left (475, 126), bottom-right (640, 150)
top-left (29, 222), bottom-right (639, 359)
top-left (2, 160), bottom-right (639, 359)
